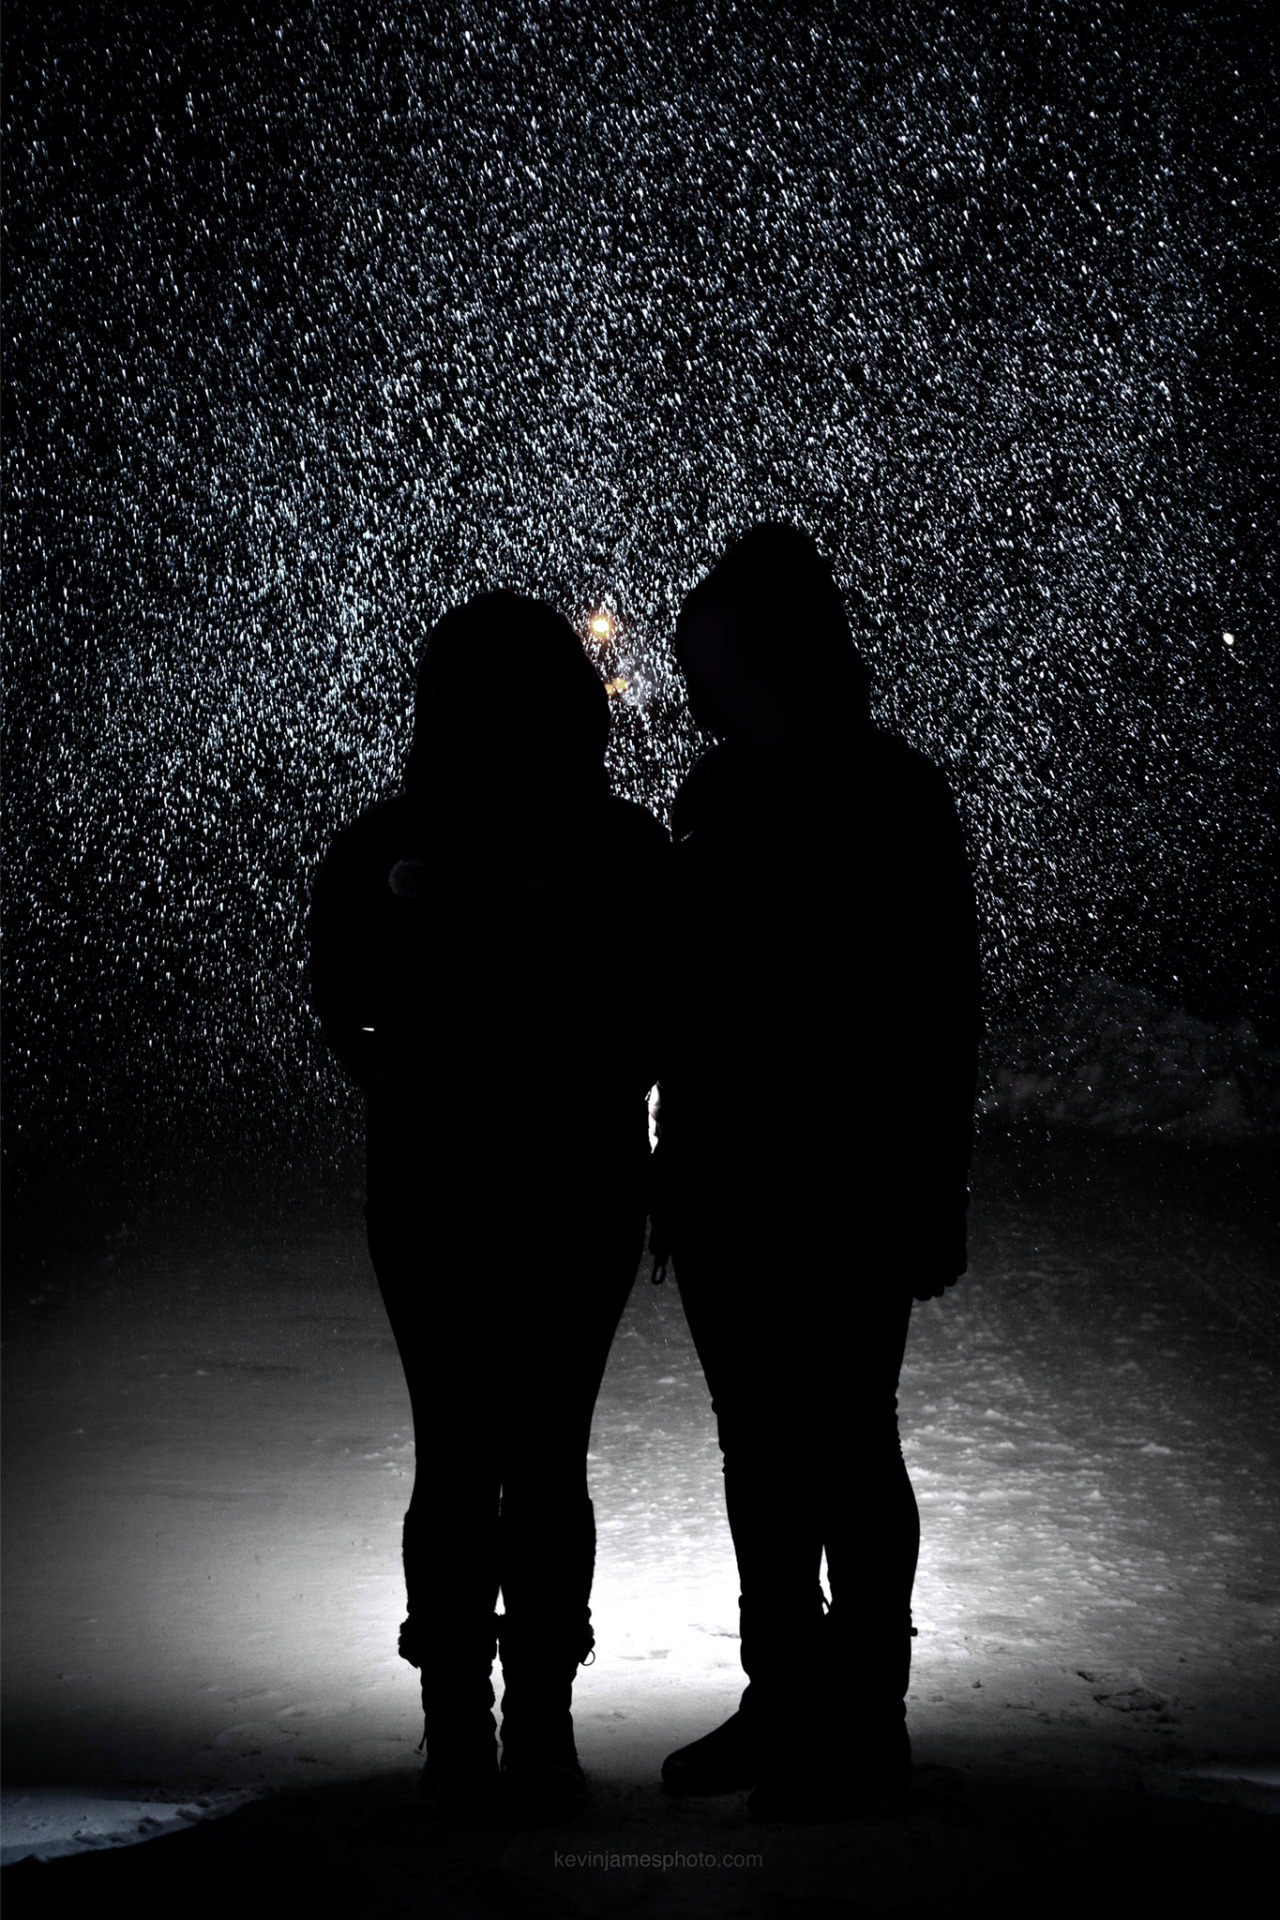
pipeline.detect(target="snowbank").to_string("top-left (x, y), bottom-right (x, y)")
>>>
top-left (979, 977), bottom-right (1280, 1138)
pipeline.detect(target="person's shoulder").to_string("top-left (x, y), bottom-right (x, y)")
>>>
top-left (866, 729), bottom-right (957, 809)
top-left (669, 746), bottom-right (729, 842)
top-left (605, 795), bottom-right (671, 854)
top-left (330, 792), bottom-right (415, 846)
top-left (601, 798), bottom-right (671, 888)
top-left (866, 727), bottom-right (935, 779)
top-left (315, 793), bottom-right (416, 884)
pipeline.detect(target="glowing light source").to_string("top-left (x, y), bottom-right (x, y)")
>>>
top-left (604, 677), bottom-right (628, 696)
top-left (1223, 632), bottom-right (1235, 646)
top-left (588, 611), bottom-right (613, 642)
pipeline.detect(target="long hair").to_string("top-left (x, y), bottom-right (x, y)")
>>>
top-left (405, 591), bottom-right (610, 805)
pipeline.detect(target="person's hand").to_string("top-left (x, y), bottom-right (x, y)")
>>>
top-left (907, 1270), bottom-right (961, 1302)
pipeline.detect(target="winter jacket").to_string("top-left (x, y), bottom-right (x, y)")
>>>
top-left (656, 730), bottom-right (981, 1279)
top-left (309, 790), bottom-right (671, 1204)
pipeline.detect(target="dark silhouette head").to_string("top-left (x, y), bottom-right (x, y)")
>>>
top-left (405, 591), bottom-right (610, 810)
top-left (675, 523), bottom-right (870, 748)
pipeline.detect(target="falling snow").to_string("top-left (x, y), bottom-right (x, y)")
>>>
top-left (982, 975), bottom-right (1280, 1137)
top-left (3, 4), bottom-right (1275, 1193)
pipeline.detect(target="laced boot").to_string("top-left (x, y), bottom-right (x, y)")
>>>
top-left (746, 1611), bottom-right (916, 1822)
top-left (496, 1616), bottom-right (593, 1825)
top-left (400, 1613), bottom-right (501, 1825)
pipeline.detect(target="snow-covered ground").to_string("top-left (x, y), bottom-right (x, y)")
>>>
top-left (2, 1129), bottom-right (1277, 1916)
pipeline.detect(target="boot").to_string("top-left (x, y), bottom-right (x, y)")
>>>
top-left (660, 1684), bottom-right (765, 1795)
top-left (496, 1615), bottom-right (592, 1825)
top-left (746, 1612), bottom-right (915, 1822)
top-left (661, 1588), bottom-right (825, 1797)
top-left (400, 1612), bottom-right (501, 1825)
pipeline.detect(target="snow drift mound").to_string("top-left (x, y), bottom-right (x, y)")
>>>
top-left (980, 976), bottom-right (1280, 1138)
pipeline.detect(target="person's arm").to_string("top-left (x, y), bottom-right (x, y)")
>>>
top-left (630, 796), bottom-right (681, 1275)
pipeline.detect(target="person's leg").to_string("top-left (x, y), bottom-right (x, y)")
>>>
top-left (747, 1283), bottom-right (918, 1817)
top-left (818, 1284), bottom-right (918, 1631)
top-left (366, 1196), bottom-right (503, 1815)
top-left (368, 1205), bottom-right (502, 1647)
top-left (664, 1211), bottom-right (919, 1811)
top-left (492, 1204), bottom-right (645, 1817)
top-left (700, 1322), bottom-right (829, 1707)
top-left (662, 1212), bottom-right (826, 1793)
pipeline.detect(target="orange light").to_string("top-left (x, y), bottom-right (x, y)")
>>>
top-left (589, 611), bottom-right (613, 642)
top-left (604, 677), bottom-right (628, 696)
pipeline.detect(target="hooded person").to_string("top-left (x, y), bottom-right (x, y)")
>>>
top-left (308, 590), bottom-right (670, 1824)
top-left (654, 524), bottom-right (980, 1820)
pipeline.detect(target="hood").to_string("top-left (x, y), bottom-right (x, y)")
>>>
top-left (674, 522), bottom-right (871, 741)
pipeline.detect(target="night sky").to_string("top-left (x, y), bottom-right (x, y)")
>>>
top-left (3, 1), bottom-right (1275, 1202)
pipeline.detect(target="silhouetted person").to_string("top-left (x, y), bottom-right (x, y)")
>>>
top-left (655, 525), bottom-right (980, 1821)
top-left (308, 592), bottom-right (668, 1824)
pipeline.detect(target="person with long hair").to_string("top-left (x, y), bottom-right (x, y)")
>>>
top-left (309, 591), bottom-right (668, 1824)
top-left (654, 524), bottom-right (980, 1821)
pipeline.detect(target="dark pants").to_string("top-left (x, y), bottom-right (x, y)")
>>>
top-left (367, 1175), bottom-right (645, 1667)
top-left (672, 1207), bottom-right (918, 1699)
